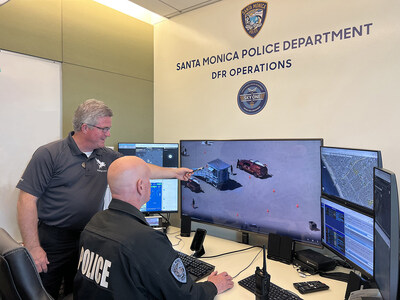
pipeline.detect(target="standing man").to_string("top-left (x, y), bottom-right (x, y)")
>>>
top-left (16, 99), bottom-right (192, 298)
top-left (74, 156), bottom-right (234, 299)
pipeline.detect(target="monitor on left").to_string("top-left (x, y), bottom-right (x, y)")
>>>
top-left (118, 143), bottom-right (179, 213)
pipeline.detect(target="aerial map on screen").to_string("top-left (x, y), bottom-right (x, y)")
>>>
top-left (321, 147), bottom-right (381, 210)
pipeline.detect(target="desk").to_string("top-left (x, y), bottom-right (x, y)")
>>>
top-left (167, 227), bottom-right (348, 300)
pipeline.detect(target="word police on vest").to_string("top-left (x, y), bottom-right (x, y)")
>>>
top-left (77, 247), bottom-right (112, 288)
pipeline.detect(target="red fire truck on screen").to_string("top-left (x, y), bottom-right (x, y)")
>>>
top-left (237, 159), bottom-right (269, 178)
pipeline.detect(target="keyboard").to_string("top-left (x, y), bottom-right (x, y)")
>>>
top-left (239, 274), bottom-right (303, 300)
top-left (177, 251), bottom-right (215, 282)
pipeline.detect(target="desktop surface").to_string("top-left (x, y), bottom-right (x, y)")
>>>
top-left (167, 227), bottom-right (348, 299)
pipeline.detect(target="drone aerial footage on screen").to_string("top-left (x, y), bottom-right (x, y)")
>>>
top-left (180, 139), bottom-right (323, 246)
top-left (118, 143), bottom-right (179, 213)
top-left (321, 146), bottom-right (382, 212)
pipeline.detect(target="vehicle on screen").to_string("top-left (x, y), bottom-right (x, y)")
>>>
top-left (237, 159), bottom-right (269, 178)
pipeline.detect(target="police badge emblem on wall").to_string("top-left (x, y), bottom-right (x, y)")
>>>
top-left (237, 80), bottom-right (268, 115)
top-left (241, 2), bottom-right (268, 38)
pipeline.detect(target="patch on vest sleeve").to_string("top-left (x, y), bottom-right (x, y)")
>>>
top-left (170, 258), bottom-right (187, 283)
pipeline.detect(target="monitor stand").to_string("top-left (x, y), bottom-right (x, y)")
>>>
top-left (241, 232), bottom-right (249, 244)
top-left (193, 245), bottom-right (205, 258)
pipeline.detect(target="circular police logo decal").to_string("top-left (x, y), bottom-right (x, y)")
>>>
top-left (237, 80), bottom-right (268, 115)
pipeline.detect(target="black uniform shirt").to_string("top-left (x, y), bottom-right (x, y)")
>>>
top-left (74, 199), bottom-right (218, 299)
top-left (16, 132), bottom-right (121, 230)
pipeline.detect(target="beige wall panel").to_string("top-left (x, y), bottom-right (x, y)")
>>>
top-left (0, 0), bottom-right (62, 61)
top-left (154, 0), bottom-right (400, 179)
top-left (62, 63), bottom-right (154, 147)
top-left (62, 0), bottom-right (153, 80)
top-left (155, 0), bottom-right (400, 229)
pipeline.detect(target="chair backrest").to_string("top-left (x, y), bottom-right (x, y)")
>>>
top-left (0, 228), bottom-right (53, 300)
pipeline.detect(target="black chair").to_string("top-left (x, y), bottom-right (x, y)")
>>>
top-left (0, 227), bottom-right (53, 300)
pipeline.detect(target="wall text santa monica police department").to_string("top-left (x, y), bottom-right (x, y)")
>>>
top-left (175, 23), bottom-right (373, 79)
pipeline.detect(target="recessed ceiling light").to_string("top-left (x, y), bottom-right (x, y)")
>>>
top-left (93, 0), bottom-right (166, 25)
top-left (0, 0), bottom-right (10, 6)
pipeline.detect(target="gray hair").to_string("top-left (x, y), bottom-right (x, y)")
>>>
top-left (73, 99), bottom-right (113, 132)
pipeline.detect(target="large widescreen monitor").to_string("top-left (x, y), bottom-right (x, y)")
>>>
top-left (180, 139), bottom-right (323, 246)
top-left (118, 143), bottom-right (179, 213)
top-left (374, 168), bottom-right (399, 300)
top-left (321, 196), bottom-right (374, 278)
top-left (321, 146), bottom-right (382, 212)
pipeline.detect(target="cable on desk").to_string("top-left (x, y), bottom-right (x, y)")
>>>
top-left (171, 234), bottom-right (185, 249)
top-left (166, 229), bottom-right (181, 236)
top-left (232, 248), bottom-right (263, 279)
top-left (171, 235), bottom-right (182, 246)
top-left (164, 228), bottom-right (185, 248)
top-left (292, 264), bottom-right (313, 278)
top-left (201, 245), bottom-right (259, 259)
top-left (157, 213), bottom-right (171, 227)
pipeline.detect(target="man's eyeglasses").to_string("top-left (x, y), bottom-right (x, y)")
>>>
top-left (86, 124), bottom-right (111, 133)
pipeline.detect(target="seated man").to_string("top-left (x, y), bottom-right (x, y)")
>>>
top-left (74, 156), bottom-right (234, 299)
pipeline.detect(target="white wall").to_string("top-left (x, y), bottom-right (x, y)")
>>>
top-left (154, 0), bottom-right (400, 180)
top-left (0, 50), bottom-right (61, 239)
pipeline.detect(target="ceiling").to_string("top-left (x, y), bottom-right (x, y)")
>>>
top-left (128, 0), bottom-right (222, 19)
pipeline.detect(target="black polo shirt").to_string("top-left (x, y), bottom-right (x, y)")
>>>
top-left (17, 132), bottom-right (121, 230)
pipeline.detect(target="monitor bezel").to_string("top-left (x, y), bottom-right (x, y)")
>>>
top-left (180, 138), bottom-right (324, 247)
top-left (373, 167), bottom-right (399, 300)
top-left (320, 146), bottom-right (383, 215)
top-left (118, 142), bottom-right (179, 153)
top-left (320, 195), bottom-right (374, 280)
top-left (117, 142), bottom-right (179, 214)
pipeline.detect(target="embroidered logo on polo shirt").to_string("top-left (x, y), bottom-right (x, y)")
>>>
top-left (95, 158), bottom-right (107, 172)
top-left (170, 258), bottom-right (187, 283)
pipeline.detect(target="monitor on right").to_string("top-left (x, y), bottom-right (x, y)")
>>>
top-left (321, 146), bottom-right (382, 212)
top-left (374, 167), bottom-right (399, 300)
top-left (321, 195), bottom-right (374, 278)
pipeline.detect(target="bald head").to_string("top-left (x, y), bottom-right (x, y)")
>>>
top-left (107, 156), bottom-right (151, 208)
